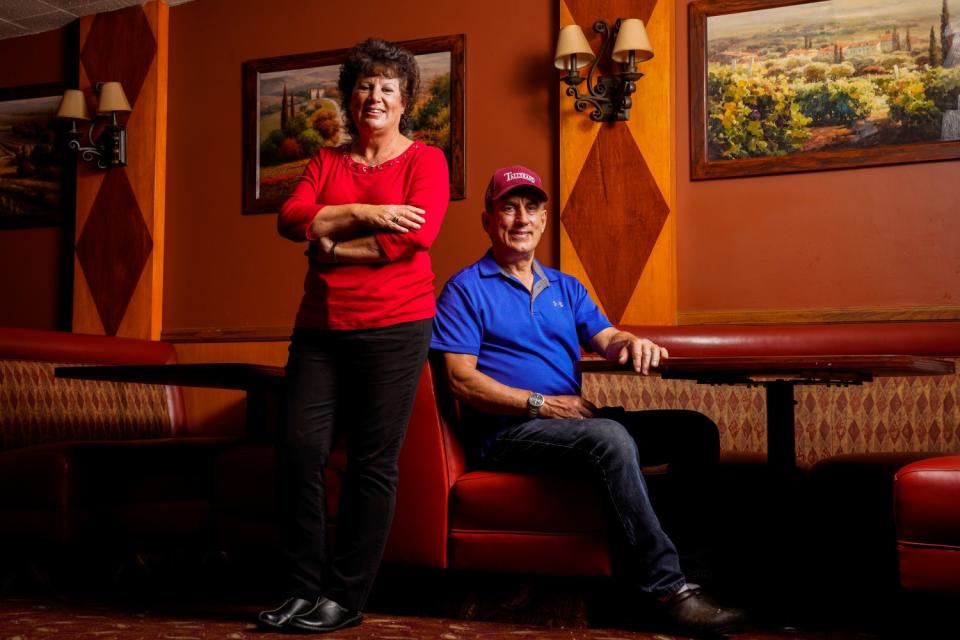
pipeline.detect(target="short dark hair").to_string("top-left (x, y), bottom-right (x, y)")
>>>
top-left (338, 38), bottom-right (420, 138)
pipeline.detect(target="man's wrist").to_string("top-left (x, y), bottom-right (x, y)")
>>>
top-left (526, 392), bottom-right (544, 418)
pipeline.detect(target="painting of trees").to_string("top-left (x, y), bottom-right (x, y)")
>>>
top-left (690, 0), bottom-right (960, 178)
top-left (244, 34), bottom-right (464, 213)
top-left (0, 89), bottom-right (66, 229)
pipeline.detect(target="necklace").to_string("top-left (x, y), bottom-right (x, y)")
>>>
top-left (344, 141), bottom-right (418, 174)
top-left (352, 139), bottom-right (410, 168)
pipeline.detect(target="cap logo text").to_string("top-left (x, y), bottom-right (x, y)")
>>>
top-left (504, 171), bottom-right (536, 184)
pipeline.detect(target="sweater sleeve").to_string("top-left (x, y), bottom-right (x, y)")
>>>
top-left (374, 145), bottom-right (450, 261)
top-left (277, 151), bottom-right (324, 242)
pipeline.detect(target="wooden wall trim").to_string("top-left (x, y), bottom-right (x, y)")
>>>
top-left (678, 306), bottom-right (960, 325)
top-left (161, 326), bottom-right (292, 343)
top-left (162, 305), bottom-right (960, 342)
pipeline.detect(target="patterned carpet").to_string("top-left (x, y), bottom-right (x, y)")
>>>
top-left (0, 545), bottom-right (950, 639)
top-left (0, 596), bottom-right (885, 640)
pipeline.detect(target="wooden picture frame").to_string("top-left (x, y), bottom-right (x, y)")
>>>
top-left (0, 82), bottom-right (70, 229)
top-left (242, 34), bottom-right (465, 214)
top-left (689, 0), bottom-right (960, 180)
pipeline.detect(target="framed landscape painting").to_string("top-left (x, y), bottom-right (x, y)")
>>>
top-left (689, 0), bottom-right (960, 179)
top-left (243, 34), bottom-right (465, 214)
top-left (0, 83), bottom-right (69, 229)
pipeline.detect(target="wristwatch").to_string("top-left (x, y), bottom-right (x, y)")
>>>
top-left (527, 392), bottom-right (544, 418)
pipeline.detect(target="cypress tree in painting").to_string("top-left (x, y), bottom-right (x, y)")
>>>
top-left (943, 0), bottom-right (952, 62)
top-left (931, 25), bottom-right (942, 66)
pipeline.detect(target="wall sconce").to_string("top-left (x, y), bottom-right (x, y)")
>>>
top-left (554, 18), bottom-right (654, 122)
top-left (56, 82), bottom-right (131, 169)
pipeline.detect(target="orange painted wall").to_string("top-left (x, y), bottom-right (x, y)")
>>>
top-left (0, 28), bottom-right (72, 330)
top-left (8, 1), bottom-right (957, 333)
top-left (163, 0), bottom-right (557, 332)
top-left (674, 0), bottom-right (960, 318)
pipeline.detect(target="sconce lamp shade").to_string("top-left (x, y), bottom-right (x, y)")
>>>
top-left (611, 18), bottom-right (654, 63)
top-left (554, 24), bottom-right (595, 70)
top-left (56, 89), bottom-right (91, 121)
top-left (96, 82), bottom-right (131, 114)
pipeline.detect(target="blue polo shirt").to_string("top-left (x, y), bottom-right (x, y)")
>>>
top-left (431, 251), bottom-right (612, 455)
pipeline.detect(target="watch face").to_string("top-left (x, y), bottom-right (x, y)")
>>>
top-left (530, 393), bottom-right (544, 407)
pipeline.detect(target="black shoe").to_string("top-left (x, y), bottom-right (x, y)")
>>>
top-left (660, 585), bottom-right (747, 636)
top-left (285, 598), bottom-right (363, 634)
top-left (257, 597), bottom-right (325, 630)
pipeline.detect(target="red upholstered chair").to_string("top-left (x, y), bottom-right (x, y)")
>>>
top-left (427, 356), bottom-right (614, 576)
top-left (894, 456), bottom-right (960, 593)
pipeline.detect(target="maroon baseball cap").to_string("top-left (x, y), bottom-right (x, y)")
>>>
top-left (484, 165), bottom-right (549, 210)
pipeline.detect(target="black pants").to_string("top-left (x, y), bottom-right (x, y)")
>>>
top-left (277, 319), bottom-right (432, 611)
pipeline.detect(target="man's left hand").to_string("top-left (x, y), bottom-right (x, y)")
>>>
top-left (614, 337), bottom-right (668, 375)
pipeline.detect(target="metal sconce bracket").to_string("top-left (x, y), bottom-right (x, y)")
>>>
top-left (63, 82), bottom-right (128, 170)
top-left (67, 114), bottom-right (128, 170)
top-left (561, 19), bottom-right (643, 122)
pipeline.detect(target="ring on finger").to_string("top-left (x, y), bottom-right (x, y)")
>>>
top-left (391, 216), bottom-right (400, 224)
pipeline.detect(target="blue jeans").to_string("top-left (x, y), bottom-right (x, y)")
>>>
top-left (479, 408), bottom-right (719, 597)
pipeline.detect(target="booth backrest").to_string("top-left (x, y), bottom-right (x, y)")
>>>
top-left (0, 328), bottom-right (185, 451)
top-left (383, 360), bottom-right (455, 567)
top-left (589, 322), bottom-right (960, 465)
top-left (621, 322), bottom-right (960, 357)
top-left (426, 355), bottom-right (469, 488)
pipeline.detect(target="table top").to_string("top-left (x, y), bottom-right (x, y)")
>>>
top-left (579, 354), bottom-right (955, 385)
top-left (54, 362), bottom-right (286, 391)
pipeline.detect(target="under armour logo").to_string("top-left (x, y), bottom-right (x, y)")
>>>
top-left (552, 300), bottom-right (564, 308)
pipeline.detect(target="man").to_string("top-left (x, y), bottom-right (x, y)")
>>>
top-left (430, 165), bottom-right (746, 635)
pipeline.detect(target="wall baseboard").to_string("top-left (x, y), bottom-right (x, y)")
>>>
top-left (678, 306), bottom-right (960, 325)
top-left (161, 325), bottom-right (292, 343)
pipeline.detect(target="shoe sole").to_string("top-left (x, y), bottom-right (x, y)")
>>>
top-left (282, 613), bottom-right (363, 634)
top-left (256, 617), bottom-right (286, 631)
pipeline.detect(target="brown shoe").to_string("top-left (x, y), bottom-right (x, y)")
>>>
top-left (661, 586), bottom-right (747, 635)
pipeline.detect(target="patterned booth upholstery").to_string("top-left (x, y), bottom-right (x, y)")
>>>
top-left (0, 327), bottom-right (231, 547)
top-left (580, 322), bottom-right (960, 596)
top-left (584, 322), bottom-right (960, 465)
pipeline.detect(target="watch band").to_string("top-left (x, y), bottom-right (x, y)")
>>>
top-left (527, 392), bottom-right (544, 418)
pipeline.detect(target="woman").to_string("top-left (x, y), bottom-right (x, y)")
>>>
top-left (258, 38), bottom-right (449, 634)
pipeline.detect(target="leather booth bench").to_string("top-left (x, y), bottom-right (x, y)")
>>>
top-left (0, 327), bottom-right (232, 549)
top-left (215, 321), bottom-right (960, 580)
top-left (4, 321), bottom-right (957, 589)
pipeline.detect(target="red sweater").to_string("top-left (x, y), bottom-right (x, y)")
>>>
top-left (278, 142), bottom-right (449, 330)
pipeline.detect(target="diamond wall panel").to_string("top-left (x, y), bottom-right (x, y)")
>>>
top-left (80, 6), bottom-right (156, 107)
top-left (76, 170), bottom-right (153, 336)
top-left (73, 2), bottom-right (167, 339)
top-left (561, 125), bottom-right (669, 323)
top-left (559, 0), bottom-right (675, 325)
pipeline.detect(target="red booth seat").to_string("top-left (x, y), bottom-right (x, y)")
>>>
top-left (0, 327), bottom-right (231, 547)
top-left (895, 456), bottom-right (960, 593)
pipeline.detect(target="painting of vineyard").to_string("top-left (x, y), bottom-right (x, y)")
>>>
top-left (0, 90), bottom-right (65, 229)
top-left (690, 0), bottom-right (960, 178)
top-left (243, 35), bottom-right (464, 213)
